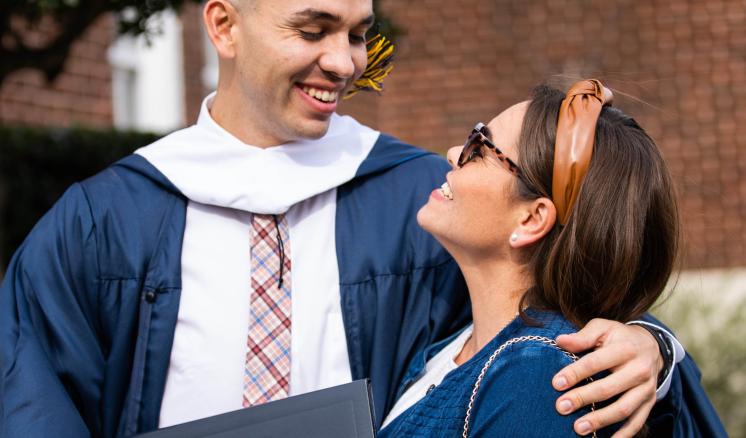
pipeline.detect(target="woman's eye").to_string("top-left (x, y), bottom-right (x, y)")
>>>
top-left (468, 150), bottom-right (483, 162)
top-left (299, 30), bottom-right (324, 41)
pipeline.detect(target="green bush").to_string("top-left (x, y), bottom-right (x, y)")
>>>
top-left (654, 271), bottom-right (746, 437)
top-left (0, 125), bottom-right (161, 271)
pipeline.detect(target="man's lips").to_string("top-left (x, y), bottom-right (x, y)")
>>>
top-left (296, 84), bottom-right (339, 114)
top-left (299, 83), bottom-right (341, 103)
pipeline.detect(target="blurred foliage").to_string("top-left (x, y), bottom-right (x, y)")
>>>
top-left (0, 125), bottom-right (160, 269)
top-left (0, 0), bottom-right (201, 85)
top-left (654, 277), bottom-right (746, 437)
top-left (370, 0), bottom-right (402, 42)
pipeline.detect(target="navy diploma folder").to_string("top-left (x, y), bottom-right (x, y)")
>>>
top-left (135, 379), bottom-right (376, 438)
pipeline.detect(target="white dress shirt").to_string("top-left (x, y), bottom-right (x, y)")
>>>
top-left (136, 93), bottom-right (380, 427)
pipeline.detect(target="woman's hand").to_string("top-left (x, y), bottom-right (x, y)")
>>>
top-left (551, 318), bottom-right (663, 437)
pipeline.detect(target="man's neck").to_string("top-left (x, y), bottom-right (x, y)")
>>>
top-left (209, 92), bottom-right (285, 148)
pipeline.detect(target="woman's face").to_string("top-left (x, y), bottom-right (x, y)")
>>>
top-left (417, 101), bottom-right (529, 258)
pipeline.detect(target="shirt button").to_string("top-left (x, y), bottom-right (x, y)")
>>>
top-left (144, 290), bottom-right (157, 303)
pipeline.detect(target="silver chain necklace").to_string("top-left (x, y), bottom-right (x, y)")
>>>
top-left (462, 335), bottom-right (597, 438)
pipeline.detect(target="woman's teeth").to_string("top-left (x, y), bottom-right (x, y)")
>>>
top-left (302, 86), bottom-right (338, 103)
top-left (440, 182), bottom-right (453, 200)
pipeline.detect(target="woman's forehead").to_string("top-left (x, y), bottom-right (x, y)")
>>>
top-left (486, 101), bottom-right (529, 150)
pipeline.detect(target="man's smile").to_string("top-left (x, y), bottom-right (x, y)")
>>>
top-left (301, 85), bottom-right (339, 103)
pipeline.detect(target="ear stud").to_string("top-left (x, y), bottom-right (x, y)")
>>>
top-left (510, 233), bottom-right (519, 242)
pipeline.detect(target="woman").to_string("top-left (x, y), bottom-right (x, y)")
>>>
top-left (378, 80), bottom-right (678, 437)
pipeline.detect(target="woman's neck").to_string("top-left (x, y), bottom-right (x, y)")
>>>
top-left (454, 255), bottom-right (529, 365)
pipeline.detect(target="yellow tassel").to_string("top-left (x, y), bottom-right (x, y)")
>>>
top-left (344, 34), bottom-right (395, 99)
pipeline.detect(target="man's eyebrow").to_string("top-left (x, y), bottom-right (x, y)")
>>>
top-left (359, 14), bottom-right (375, 27)
top-left (290, 9), bottom-right (341, 23)
top-left (290, 9), bottom-right (375, 27)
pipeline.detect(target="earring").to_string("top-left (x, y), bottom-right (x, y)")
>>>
top-left (510, 233), bottom-right (519, 242)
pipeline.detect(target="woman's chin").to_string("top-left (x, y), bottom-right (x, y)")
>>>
top-left (417, 206), bottom-right (453, 249)
top-left (416, 204), bottom-right (438, 234)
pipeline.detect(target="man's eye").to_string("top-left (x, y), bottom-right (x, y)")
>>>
top-left (299, 30), bottom-right (324, 41)
top-left (349, 33), bottom-right (366, 44)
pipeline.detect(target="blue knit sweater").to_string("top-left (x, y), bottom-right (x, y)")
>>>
top-left (379, 310), bottom-right (615, 437)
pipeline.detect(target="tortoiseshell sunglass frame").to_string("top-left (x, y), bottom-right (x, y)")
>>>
top-left (457, 123), bottom-right (526, 183)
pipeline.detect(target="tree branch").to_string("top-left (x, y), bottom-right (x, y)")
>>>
top-left (0, 1), bottom-right (107, 84)
top-left (0, 0), bottom-right (199, 87)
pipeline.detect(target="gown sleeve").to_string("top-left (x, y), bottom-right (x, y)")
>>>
top-left (1, 183), bottom-right (102, 438)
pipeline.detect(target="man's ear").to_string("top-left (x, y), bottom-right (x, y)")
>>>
top-left (204, 0), bottom-right (240, 59)
top-left (509, 197), bottom-right (557, 248)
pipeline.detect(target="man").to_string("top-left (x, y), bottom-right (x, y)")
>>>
top-left (0, 0), bottom-right (723, 437)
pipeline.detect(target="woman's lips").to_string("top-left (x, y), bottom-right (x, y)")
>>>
top-left (440, 182), bottom-right (453, 200)
top-left (430, 188), bottom-right (447, 201)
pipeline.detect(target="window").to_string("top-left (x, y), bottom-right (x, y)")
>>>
top-left (202, 24), bottom-right (219, 90)
top-left (108, 10), bottom-right (186, 133)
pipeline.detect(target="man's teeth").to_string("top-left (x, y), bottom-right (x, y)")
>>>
top-left (302, 86), bottom-right (338, 103)
top-left (440, 182), bottom-right (453, 200)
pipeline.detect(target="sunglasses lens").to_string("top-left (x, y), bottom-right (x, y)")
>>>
top-left (459, 132), bottom-right (482, 166)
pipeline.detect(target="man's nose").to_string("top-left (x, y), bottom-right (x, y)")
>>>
top-left (319, 35), bottom-right (356, 80)
top-left (446, 146), bottom-right (464, 169)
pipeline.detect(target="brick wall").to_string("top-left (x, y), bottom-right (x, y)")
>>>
top-left (181, 3), bottom-right (207, 124)
top-left (339, 0), bottom-right (746, 269)
top-left (0, 6), bottom-right (206, 129)
top-left (0, 15), bottom-right (114, 127)
top-left (1, 1), bottom-right (743, 269)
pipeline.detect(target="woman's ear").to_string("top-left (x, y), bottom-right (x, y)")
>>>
top-left (509, 198), bottom-right (557, 248)
top-left (204, 0), bottom-right (240, 59)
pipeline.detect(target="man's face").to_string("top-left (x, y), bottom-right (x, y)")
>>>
top-left (232, 0), bottom-right (373, 145)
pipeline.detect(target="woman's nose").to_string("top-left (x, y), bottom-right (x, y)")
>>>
top-left (446, 146), bottom-right (463, 169)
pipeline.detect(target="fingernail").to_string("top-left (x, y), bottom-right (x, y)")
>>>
top-left (559, 399), bottom-right (573, 414)
top-left (554, 375), bottom-right (567, 389)
top-left (576, 421), bottom-right (592, 435)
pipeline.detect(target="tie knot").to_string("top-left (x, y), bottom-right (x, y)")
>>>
top-left (252, 213), bottom-right (281, 227)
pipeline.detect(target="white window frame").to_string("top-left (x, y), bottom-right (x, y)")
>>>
top-left (108, 10), bottom-right (186, 133)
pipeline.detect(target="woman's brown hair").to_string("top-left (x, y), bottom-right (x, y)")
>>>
top-left (516, 85), bottom-right (679, 327)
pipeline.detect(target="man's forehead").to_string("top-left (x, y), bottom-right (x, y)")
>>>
top-left (266, 0), bottom-right (373, 22)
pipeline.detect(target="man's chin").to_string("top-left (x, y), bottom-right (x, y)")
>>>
top-left (292, 118), bottom-right (333, 141)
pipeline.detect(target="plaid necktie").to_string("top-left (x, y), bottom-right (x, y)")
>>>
top-left (243, 213), bottom-right (292, 407)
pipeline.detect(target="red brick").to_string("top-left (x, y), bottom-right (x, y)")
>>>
top-left (2, 0), bottom-right (745, 269)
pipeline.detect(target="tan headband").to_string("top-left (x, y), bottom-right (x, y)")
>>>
top-left (552, 79), bottom-right (613, 225)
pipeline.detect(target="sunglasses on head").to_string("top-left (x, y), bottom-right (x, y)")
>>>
top-left (457, 123), bottom-right (525, 181)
